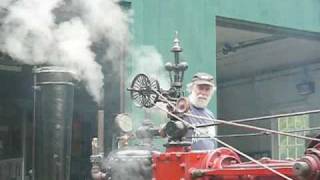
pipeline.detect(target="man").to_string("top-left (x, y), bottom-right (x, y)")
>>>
top-left (184, 72), bottom-right (217, 150)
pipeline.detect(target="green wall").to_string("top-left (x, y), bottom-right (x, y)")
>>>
top-left (126, 0), bottom-right (320, 149)
top-left (129, 0), bottom-right (320, 115)
top-left (215, 0), bottom-right (320, 33)
top-left (129, 0), bottom-right (217, 116)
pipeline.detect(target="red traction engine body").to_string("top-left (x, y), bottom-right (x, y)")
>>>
top-left (152, 145), bottom-right (320, 180)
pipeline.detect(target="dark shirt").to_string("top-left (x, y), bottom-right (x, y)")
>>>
top-left (184, 105), bottom-right (217, 150)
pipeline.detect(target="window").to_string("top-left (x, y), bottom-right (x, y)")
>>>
top-left (278, 114), bottom-right (309, 160)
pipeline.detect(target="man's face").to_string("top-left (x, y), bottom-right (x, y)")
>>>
top-left (189, 84), bottom-right (214, 108)
top-left (194, 84), bottom-right (212, 97)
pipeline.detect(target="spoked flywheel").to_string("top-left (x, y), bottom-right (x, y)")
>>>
top-left (129, 74), bottom-right (160, 108)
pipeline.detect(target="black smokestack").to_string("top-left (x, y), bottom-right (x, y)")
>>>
top-left (33, 66), bottom-right (75, 180)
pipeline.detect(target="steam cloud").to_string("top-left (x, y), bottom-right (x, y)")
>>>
top-left (0, 0), bottom-right (130, 103)
top-left (130, 46), bottom-right (170, 90)
top-left (130, 46), bottom-right (171, 122)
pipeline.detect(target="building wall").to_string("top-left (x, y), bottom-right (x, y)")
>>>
top-left (128, 0), bottom-right (320, 153)
top-left (214, 0), bottom-right (320, 157)
top-left (128, 0), bottom-right (320, 115)
top-left (218, 63), bottom-right (320, 156)
top-left (129, 0), bottom-right (217, 114)
top-left (215, 0), bottom-right (320, 32)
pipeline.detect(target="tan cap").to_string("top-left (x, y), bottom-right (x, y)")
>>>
top-left (191, 72), bottom-right (215, 86)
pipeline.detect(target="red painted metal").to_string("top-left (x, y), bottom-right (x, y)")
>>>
top-left (152, 150), bottom-right (208, 180)
top-left (165, 145), bottom-right (191, 153)
top-left (152, 146), bottom-right (320, 180)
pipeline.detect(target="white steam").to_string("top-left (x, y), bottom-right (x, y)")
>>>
top-left (130, 46), bottom-right (170, 89)
top-left (0, 0), bottom-right (62, 64)
top-left (0, 0), bottom-right (130, 103)
top-left (130, 46), bottom-right (170, 121)
top-left (71, 0), bottom-right (131, 61)
top-left (0, 0), bottom-right (14, 9)
top-left (54, 18), bottom-right (104, 102)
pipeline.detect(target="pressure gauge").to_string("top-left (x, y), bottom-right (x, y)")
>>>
top-left (115, 113), bottom-right (133, 133)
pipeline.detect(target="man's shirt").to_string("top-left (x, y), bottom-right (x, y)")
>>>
top-left (184, 105), bottom-right (217, 150)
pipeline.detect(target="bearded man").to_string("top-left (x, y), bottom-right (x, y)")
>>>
top-left (184, 72), bottom-right (217, 150)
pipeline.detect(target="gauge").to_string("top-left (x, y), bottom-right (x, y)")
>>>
top-left (115, 114), bottom-right (133, 133)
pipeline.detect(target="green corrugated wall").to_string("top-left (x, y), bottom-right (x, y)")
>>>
top-left (128, 0), bottom-right (320, 111)
top-left (125, 0), bottom-right (320, 147)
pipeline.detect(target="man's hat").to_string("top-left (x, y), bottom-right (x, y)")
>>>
top-left (191, 72), bottom-right (215, 86)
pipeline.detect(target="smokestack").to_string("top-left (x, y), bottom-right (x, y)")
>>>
top-left (33, 66), bottom-right (75, 180)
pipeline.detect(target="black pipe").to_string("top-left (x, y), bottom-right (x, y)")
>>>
top-left (33, 66), bottom-right (75, 180)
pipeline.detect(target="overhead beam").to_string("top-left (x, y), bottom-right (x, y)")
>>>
top-left (216, 16), bottom-right (320, 41)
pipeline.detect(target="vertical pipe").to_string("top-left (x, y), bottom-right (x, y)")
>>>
top-left (97, 106), bottom-right (104, 153)
top-left (32, 66), bottom-right (37, 180)
top-left (21, 109), bottom-right (27, 180)
top-left (33, 66), bottom-right (75, 180)
top-left (119, 51), bottom-right (125, 113)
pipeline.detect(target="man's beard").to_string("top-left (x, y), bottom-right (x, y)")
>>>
top-left (189, 93), bottom-right (212, 108)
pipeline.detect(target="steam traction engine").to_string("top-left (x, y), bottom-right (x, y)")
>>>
top-left (91, 34), bottom-right (320, 180)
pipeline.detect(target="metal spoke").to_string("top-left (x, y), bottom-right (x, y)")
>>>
top-left (130, 74), bottom-right (160, 108)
